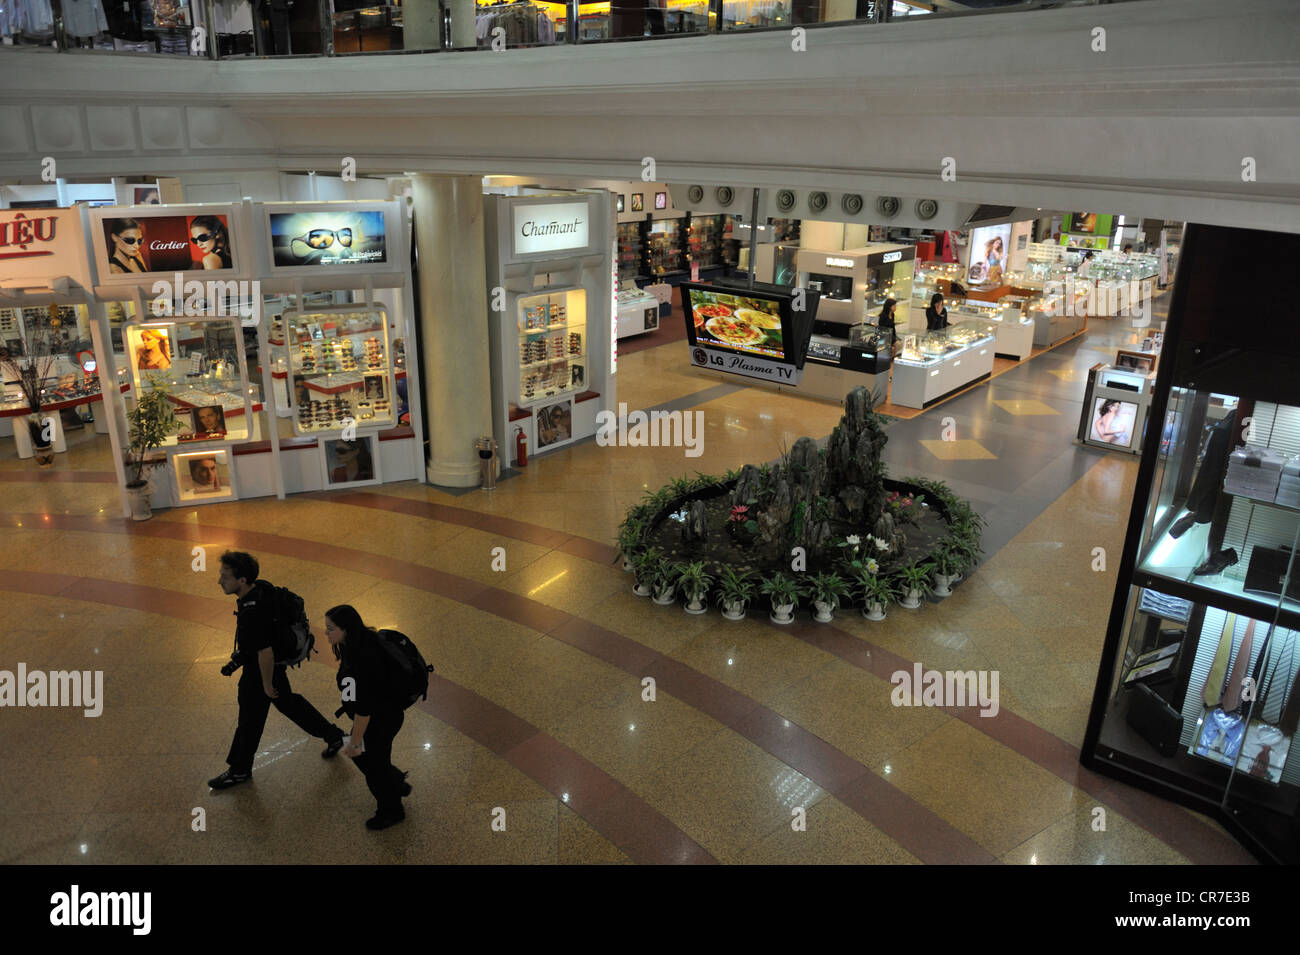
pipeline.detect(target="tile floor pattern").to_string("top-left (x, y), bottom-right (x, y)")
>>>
top-left (0, 307), bottom-right (1256, 864)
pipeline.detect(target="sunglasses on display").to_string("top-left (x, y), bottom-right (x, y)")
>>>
top-left (191, 233), bottom-right (216, 244)
top-left (117, 235), bottom-right (142, 245)
top-left (291, 228), bottom-right (354, 258)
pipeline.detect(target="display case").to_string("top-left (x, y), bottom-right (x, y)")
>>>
top-left (123, 318), bottom-right (252, 445)
top-left (1084, 223), bottom-right (1300, 864)
top-left (645, 219), bottom-right (685, 277)
top-left (685, 214), bottom-right (730, 270)
top-left (282, 306), bottom-right (395, 435)
top-left (891, 320), bottom-right (996, 409)
top-left (616, 221), bottom-right (643, 282)
top-left (514, 288), bottom-right (587, 405)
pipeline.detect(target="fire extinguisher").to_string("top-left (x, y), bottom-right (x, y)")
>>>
top-left (515, 427), bottom-right (527, 467)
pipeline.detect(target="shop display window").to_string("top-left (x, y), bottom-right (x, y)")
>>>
top-left (0, 305), bottom-right (104, 412)
top-left (516, 288), bottom-right (587, 406)
top-left (686, 214), bottom-right (730, 270)
top-left (124, 318), bottom-right (252, 445)
top-left (617, 221), bottom-right (643, 281)
top-left (283, 306), bottom-right (395, 435)
top-left (646, 219), bottom-right (684, 277)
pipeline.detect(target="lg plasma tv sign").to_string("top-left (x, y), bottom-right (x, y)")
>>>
top-left (512, 200), bottom-right (592, 258)
top-left (681, 283), bottom-right (817, 386)
top-left (269, 211), bottom-right (387, 268)
top-left (101, 214), bottom-right (234, 274)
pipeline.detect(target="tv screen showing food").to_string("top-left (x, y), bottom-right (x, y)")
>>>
top-left (686, 289), bottom-right (785, 360)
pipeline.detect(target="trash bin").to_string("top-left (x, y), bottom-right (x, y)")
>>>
top-left (476, 436), bottom-right (497, 490)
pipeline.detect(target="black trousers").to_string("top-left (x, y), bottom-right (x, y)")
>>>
top-left (352, 710), bottom-right (406, 816)
top-left (226, 666), bottom-right (343, 775)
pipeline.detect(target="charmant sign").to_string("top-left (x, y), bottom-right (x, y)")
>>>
top-left (691, 346), bottom-right (803, 386)
top-left (0, 210), bottom-right (87, 283)
top-left (513, 201), bottom-right (590, 256)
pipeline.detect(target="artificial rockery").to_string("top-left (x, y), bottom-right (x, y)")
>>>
top-left (615, 386), bottom-right (986, 624)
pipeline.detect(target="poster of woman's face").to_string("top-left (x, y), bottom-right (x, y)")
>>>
top-left (191, 405), bottom-right (227, 437)
top-left (364, 375), bottom-right (386, 400)
top-left (133, 187), bottom-right (161, 205)
top-left (128, 325), bottom-right (172, 372)
top-left (536, 400), bottom-right (572, 450)
top-left (175, 450), bottom-right (234, 502)
top-left (1091, 398), bottom-right (1137, 447)
top-left (102, 214), bottom-right (233, 274)
top-left (323, 436), bottom-right (378, 486)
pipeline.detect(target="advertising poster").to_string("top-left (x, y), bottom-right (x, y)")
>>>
top-left (323, 436), bottom-right (378, 486)
top-left (102, 214), bottom-right (233, 274)
top-left (127, 325), bottom-right (173, 372)
top-left (133, 186), bottom-right (161, 205)
top-left (175, 450), bottom-right (234, 502)
top-left (966, 224), bottom-right (1011, 286)
top-left (269, 210), bottom-right (387, 267)
top-left (1068, 212), bottom-right (1098, 234)
top-left (686, 289), bottom-right (785, 360)
top-left (536, 399), bottom-right (573, 450)
top-left (1091, 397), bottom-right (1137, 447)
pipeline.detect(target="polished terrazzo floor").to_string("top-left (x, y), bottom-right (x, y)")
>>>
top-left (0, 306), bottom-right (1256, 864)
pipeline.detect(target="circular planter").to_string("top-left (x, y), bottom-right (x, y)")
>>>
top-left (933, 574), bottom-right (953, 597)
top-left (683, 594), bottom-right (708, 615)
top-left (770, 602), bottom-right (796, 625)
top-left (126, 483), bottom-right (152, 522)
top-left (621, 556), bottom-right (633, 573)
top-left (721, 600), bottom-right (746, 621)
top-left (813, 600), bottom-right (835, 623)
top-left (900, 587), bottom-right (923, 609)
top-left (632, 580), bottom-right (652, 597)
top-left (652, 587), bottom-right (677, 606)
top-left (863, 602), bottom-right (887, 621)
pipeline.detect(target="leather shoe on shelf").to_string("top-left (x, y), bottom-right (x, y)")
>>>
top-left (1193, 547), bottom-right (1239, 576)
top-left (1168, 512), bottom-right (1199, 539)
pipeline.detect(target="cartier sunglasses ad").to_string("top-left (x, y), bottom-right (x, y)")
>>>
top-left (268, 211), bottom-right (387, 267)
top-left (102, 214), bottom-right (234, 274)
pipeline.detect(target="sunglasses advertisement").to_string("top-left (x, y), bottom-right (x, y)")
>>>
top-left (102, 214), bottom-right (233, 274)
top-left (269, 210), bottom-right (386, 267)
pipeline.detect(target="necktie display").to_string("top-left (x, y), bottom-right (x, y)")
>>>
top-left (1221, 619), bottom-right (1256, 713)
top-left (1280, 664), bottom-right (1300, 736)
top-left (1203, 612), bottom-right (1237, 707)
top-left (1259, 632), bottom-right (1294, 726)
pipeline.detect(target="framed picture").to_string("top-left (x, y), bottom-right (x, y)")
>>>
top-left (133, 185), bottom-right (161, 205)
top-left (126, 324), bottom-right (174, 375)
top-left (654, 192), bottom-right (668, 210)
top-left (631, 194), bottom-right (644, 213)
top-left (320, 434), bottom-right (382, 488)
top-left (1090, 397), bottom-right (1138, 448)
top-left (190, 404), bottom-right (228, 438)
top-left (617, 195), bottom-right (625, 214)
top-left (535, 399), bottom-right (573, 451)
top-left (1116, 349), bottom-right (1156, 373)
top-left (173, 448), bottom-right (236, 504)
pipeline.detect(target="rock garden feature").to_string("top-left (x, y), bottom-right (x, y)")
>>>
top-left (614, 386), bottom-right (986, 623)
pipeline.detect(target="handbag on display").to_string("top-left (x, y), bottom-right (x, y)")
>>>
top-left (1244, 545), bottom-right (1300, 601)
top-left (1125, 683), bottom-right (1183, 758)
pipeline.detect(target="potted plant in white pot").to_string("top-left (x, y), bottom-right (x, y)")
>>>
top-left (716, 566), bottom-right (756, 621)
top-left (805, 571), bottom-right (851, 623)
top-left (674, 561), bottom-right (714, 615)
top-left (125, 388), bottom-right (177, 522)
top-left (616, 517), bottom-right (645, 573)
top-left (650, 556), bottom-right (678, 606)
top-left (630, 546), bottom-right (663, 597)
top-left (932, 544), bottom-right (959, 598)
top-left (898, 560), bottom-right (936, 609)
top-left (856, 572), bottom-right (896, 621)
top-left (760, 571), bottom-right (801, 625)
top-left (0, 322), bottom-right (59, 467)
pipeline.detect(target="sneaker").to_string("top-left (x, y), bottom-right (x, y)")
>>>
top-left (208, 769), bottom-right (251, 790)
top-left (321, 735), bottom-right (345, 759)
top-left (365, 810), bottom-right (405, 831)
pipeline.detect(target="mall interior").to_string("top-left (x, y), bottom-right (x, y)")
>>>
top-left (1, 0), bottom-right (1299, 866)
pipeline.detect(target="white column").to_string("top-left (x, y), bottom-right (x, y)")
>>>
top-left (411, 173), bottom-right (494, 487)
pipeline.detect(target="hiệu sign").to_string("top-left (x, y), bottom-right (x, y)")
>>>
top-left (0, 212), bottom-right (58, 261)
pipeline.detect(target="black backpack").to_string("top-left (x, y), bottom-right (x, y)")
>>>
top-left (265, 583), bottom-right (314, 668)
top-left (374, 629), bottom-right (434, 709)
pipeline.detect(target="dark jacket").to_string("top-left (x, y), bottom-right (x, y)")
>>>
top-left (925, 305), bottom-right (949, 331)
top-left (234, 580), bottom-right (277, 660)
top-left (336, 633), bottom-right (397, 719)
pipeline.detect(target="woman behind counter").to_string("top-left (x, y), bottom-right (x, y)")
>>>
top-left (925, 292), bottom-right (950, 331)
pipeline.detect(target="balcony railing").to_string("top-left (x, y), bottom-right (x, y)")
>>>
top-left (0, 0), bottom-right (1137, 59)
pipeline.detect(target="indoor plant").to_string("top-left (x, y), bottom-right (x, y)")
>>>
top-left (856, 572), bottom-right (897, 621)
top-left (616, 517), bottom-right (645, 572)
top-left (125, 387), bottom-right (178, 521)
top-left (716, 566), bottom-right (756, 621)
top-left (650, 555), bottom-right (678, 605)
top-left (898, 560), bottom-right (936, 609)
top-left (674, 560), bottom-right (714, 615)
top-left (630, 546), bottom-right (664, 597)
top-left (0, 314), bottom-right (59, 466)
top-left (805, 571), bottom-right (851, 623)
top-left (932, 544), bottom-right (960, 597)
top-left (760, 571), bottom-right (801, 625)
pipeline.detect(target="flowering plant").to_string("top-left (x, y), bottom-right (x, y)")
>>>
top-left (728, 505), bottom-right (750, 522)
top-left (886, 491), bottom-right (925, 524)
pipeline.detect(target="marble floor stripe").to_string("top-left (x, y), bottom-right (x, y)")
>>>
top-left (0, 470), bottom-right (117, 483)
top-left (4, 514), bottom-right (993, 863)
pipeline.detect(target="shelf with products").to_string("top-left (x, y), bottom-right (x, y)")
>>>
top-left (686, 214), bottom-right (730, 269)
top-left (124, 318), bottom-right (252, 444)
top-left (644, 219), bottom-right (685, 277)
top-left (616, 221), bottom-right (644, 281)
top-left (516, 288), bottom-right (587, 406)
top-left (283, 307), bottom-right (395, 435)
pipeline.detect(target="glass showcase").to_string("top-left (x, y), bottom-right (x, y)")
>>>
top-left (281, 307), bottom-right (395, 435)
top-left (516, 289), bottom-right (587, 406)
top-left (1085, 222), bottom-right (1300, 864)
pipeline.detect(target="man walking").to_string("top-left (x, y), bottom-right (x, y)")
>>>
top-left (208, 551), bottom-right (346, 790)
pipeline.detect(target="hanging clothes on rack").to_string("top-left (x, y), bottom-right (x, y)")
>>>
top-left (2, 0), bottom-right (55, 39)
top-left (62, 0), bottom-right (109, 38)
top-left (474, 1), bottom-right (539, 46)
